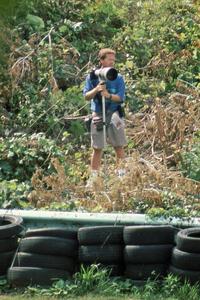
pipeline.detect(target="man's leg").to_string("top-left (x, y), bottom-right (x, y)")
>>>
top-left (114, 146), bottom-right (126, 177)
top-left (114, 146), bottom-right (125, 164)
top-left (91, 148), bottom-right (102, 170)
top-left (86, 148), bottom-right (102, 189)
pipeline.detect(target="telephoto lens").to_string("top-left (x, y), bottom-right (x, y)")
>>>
top-left (94, 67), bottom-right (118, 81)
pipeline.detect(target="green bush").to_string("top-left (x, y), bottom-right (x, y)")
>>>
top-left (113, 0), bottom-right (200, 111)
top-left (0, 180), bottom-right (31, 209)
top-left (0, 132), bottom-right (67, 181)
top-left (11, 86), bottom-right (87, 138)
top-left (180, 137), bottom-right (200, 181)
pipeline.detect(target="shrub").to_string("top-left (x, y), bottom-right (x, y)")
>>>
top-left (180, 137), bottom-right (200, 181)
top-left (0, 132), bottom-right (67, 181)
top-left (0, 180), bottom-right (31, 209)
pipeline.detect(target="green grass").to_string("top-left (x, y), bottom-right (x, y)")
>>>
top-left (0, 293), bottom-right (196, 300)
top-left (1, 266), bottom-right (200, 300)
top-left (0, 295), bottom-right (142, 300)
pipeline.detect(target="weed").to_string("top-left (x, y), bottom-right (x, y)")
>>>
top-left (8, 267), bottom-right (200, 300)
top-left (176, 280), bottom-right (200, 300)
top-left (162, 273), bottom-right (181, 297)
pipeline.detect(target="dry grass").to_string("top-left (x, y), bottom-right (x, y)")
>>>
top-left (28, 87), bottom-right (200, 213)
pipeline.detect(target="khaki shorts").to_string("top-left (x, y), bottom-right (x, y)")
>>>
top-left (91, 111), bottom-right (127, 149)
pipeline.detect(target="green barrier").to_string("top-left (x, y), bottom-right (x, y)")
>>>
top-left (0, 209), bottom-right (199, 229)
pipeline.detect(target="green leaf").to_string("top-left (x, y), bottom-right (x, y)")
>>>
top-left (26, 14), bottom-right (45, 31)
top-left (125, 60), bottom-right (134, 69)
top-left (59, 25), bottom-right (68, 33)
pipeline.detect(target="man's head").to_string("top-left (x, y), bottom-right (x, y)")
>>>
top-left (98, 48), bottom-right (116, 68)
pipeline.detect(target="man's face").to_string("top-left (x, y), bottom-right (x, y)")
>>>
top-left (100, 53), bottom-right (115, 68)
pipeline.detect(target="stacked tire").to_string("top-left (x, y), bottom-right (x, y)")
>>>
top-left (0, 214), bottom-right (23, 276)
top-left (124, 225), bottom-right (175, 281)
top-left (7, 227), bottom-right (78, 287)
top-left (170, 228), bottom-right (200, 284)
top-left (78, 226), bottom-right (124, 276)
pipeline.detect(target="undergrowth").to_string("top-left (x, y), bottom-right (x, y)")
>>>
top-left (1, 264), bottom-right (200, 300)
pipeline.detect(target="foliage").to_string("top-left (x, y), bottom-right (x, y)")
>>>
top-left (0, 133), bottom-right (67, 181)
top-left (0, 277), bottom-right (10, 294)
top-left (0, 179), bottom-right (31, 209)
top-left (28, 158), bottom-right (79, 208)
top-left (10, 85), bottom-right (87, 138)
top-left (1, 261), bottom-right (200, 299)
top-left (180, 136), bottom-right (200, 181)
top-left (28, 149), bottom-right (89, 208)
top-left (162, 274), bottom-right (200, 300)
top-left (73, 264), bottom-right (114, 295)
top-left (0, 0), bottom-right (199, 218)
top-left (21, 265), bottom-right (200, 300)
top-left (25, 264), bottom-right (117, 297)
top-left (147, 207), bottom-right (189, 220)
top-left (3, 0), bottom-right (200, 120)
top-left (113, 0), bottom-right (200, 112)
top-left (26, 14), bottom-right (45, 32)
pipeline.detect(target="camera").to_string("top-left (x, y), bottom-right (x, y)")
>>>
top-left (90, 67), bottom-right (118, 81)
top-left (95, 67), bottom-right (118, 81)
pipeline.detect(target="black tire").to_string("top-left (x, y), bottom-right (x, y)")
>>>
top-left (15, 252), bottom-right (76, 273)
top-left (19, 237), bottom-right (78, 257)
top-left (124, 225), bottom-right (175, 245)
top-left (171, 248), bottom-right (200, 271)
top-left (0, 215), bottom-right (23, 238)
top-left (79, 245), bottom-right (123, 263)
top-left (78, 226), bottom-right (124, 245)
top-left (176, 228), bottom-right (200, 253)
top-left (100, 264), bottom-right (124, 276)
top-left (25, 227), bottom-right (77, 240)
top-left (125, 264), bottom-right (167, 280)
top-left (0, 251), bottom-right (15, 275)
top-left (169, 265), bottom-right (200, 284)
top-left (124, 244), bottom-right (173, 264)
top-left (7, 266), bottom-right (70, 287)
top-left (0, 237), bottom-right (18, 253)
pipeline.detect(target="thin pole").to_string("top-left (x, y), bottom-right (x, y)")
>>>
top-left (102, 94), bottom-right (108, 189)
top-left (102, 95), bottom-right (107, 148)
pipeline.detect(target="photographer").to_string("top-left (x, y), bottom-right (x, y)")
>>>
top-left (83, 48), bottom-right (127, 188)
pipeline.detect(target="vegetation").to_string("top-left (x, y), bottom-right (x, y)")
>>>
top-left (1, 265), bottom-right (200, 299)
top-left (0, 0), bottom-right (199, 217)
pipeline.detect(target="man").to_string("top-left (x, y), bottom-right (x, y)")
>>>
top-left (83, 48), bottom-right (127, 188)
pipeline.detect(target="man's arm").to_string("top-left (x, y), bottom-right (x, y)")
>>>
top-left (84, 86), bottom-right (99, 101)
top-left (101, 75), bottom-right (125, 103)
top-left (84, 82), bottom-right (106, 101)
top-left (101, 92), bottom-right (121, 103)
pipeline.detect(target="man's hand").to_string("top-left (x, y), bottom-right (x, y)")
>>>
top-left (95, 82), bottom-right (106, 93)
top-left (85, 82), bottom-right (105, 101)
top-left (96, 82), bottom-right (110, 98)
top-left (101, 89), bottom-right (110, 98)
top-left (85, 82), bottom-right (113, 101)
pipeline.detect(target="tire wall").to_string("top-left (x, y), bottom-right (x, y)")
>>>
top-left (0, 214), bottom-right (24, 275)
top-left (4, 220), bottom-right (200, 286)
